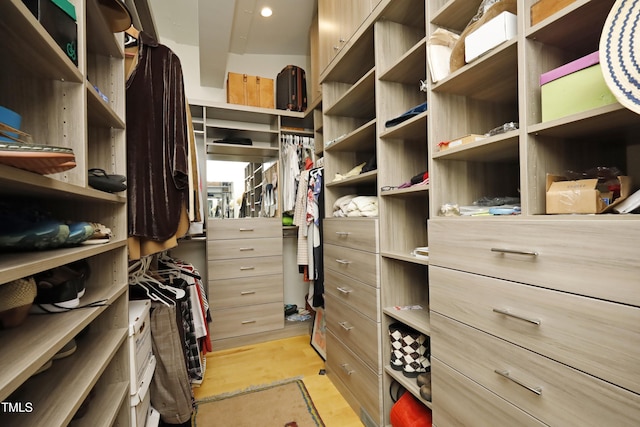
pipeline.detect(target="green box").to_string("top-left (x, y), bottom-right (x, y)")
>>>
top-left (22, 0), bottom-right (78, 66)
top-left (540, 54), bottom-right (616, 122)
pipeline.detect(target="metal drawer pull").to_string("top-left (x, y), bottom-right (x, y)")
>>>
top-left (335, 231), bottom-right (351, 236)
top-left (340, 363), bottom-right (355, 375)
top-left (336, 286), bottom-right (353, 294)
top-left (239, 228), bottom-right (254, 232)
top-left (240, 266), bottom-right (255, 271)
top-left (493, 308), bottom-right (541, 325)
top-left (339, 321), bottom-right (354, 331)
top-left (491, 248), bottom-right (539, 256)
top-left (241, 320), bottom-right (256, 325)
top-left (239, 247), bottom-right (255, 251)
top-left (494, 369), bottom-right (542, 395)
top-left (240, 291), bottom-right (256, 295)
top-left (335, 259), bottom-right (352, 265)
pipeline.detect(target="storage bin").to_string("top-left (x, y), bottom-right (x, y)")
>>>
top-left (22, 0), bottom-right (78, 65)
top-left (227, 72), bottom-right (274, 109)
top-left (129, 299), bottom-right (154, 395)
top-left (540, 51), bottom-right (616, 122)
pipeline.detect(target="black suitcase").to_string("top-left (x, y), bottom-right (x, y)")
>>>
top-left (276, 65), bottom-right (307, 112)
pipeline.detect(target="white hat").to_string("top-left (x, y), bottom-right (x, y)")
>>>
top-left (600, 0), bottom-right (640, 114)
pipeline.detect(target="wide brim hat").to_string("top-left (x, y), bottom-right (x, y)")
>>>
top-left (600, 0), bottom-right (640, 115)
top-left (97, 0), bottom-right (132, 33)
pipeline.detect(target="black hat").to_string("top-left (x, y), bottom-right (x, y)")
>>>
top-left (97, 0), bottom-right (132, 33)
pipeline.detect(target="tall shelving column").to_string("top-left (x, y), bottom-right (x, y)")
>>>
top-left (374, 2), bottom-right (430, 425)
top-left (0, 0), bottom-right (130, 425)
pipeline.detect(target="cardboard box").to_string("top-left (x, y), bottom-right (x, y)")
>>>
top-left (465, 11), bottom-right (517, 63)
top-left (22, 0), bottom-right (78, 66)
top-left (531, 0), bottom-right (577, 26)
top-left (540, 51), bottom-right (616, 122)
top-left (227, 72), bottom-right (275, 109)
top-left (437, 134), bottom-right (485, 152)
top-left (130, 365), bottom-right (153, 427)
top-left (129, 299), bottom-right (154, 396)
top-left (546, 174), bottom-right (632, 214)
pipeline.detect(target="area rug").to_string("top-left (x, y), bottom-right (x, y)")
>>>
top-left (194, 377), bottom-right (325, 427)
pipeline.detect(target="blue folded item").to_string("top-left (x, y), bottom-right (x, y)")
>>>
top-left (385, 102), bottom-right (427, 128)
top-left (0, 106), bottom-right (21, 142)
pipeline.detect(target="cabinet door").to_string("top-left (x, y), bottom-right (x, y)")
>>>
top-left (318, 0), bottom-right (340, 73)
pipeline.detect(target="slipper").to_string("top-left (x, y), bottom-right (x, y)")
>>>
top-left (88, 168), bottom-right (127, 193)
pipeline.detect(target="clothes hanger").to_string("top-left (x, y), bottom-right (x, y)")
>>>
top-left (128, 257), bottom-right (179, 305)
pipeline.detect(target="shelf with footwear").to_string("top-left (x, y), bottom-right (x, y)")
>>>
top-left (0, 0), bottom-right (130, 424)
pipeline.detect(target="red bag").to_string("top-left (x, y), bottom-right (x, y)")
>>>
top-left (390, 391), bottom-right (432, 427)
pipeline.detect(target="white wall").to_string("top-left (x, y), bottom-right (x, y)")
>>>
top-left (157, 37), bottom-right (311, 104)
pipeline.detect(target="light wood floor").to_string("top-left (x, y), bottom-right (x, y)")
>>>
top-left (193, 334), bottom-right (364, 426)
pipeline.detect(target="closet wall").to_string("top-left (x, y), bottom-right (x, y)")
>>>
top-left (427, 1), bottom-right (640, 426)
top-left (319, 0), bottom-right (640, 426)
top-left (0, 0), bottom-right (129, 425)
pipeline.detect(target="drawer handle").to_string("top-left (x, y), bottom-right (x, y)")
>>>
top-left (340, 363), bottom-right (355, 375)
top-left (491, 248), bottom-right (539, 256)
top-left (335, 231), bottom-right (351, 236)
top-left (240, 291), bottom-right (256, 295)
top-left (240, 266), bottom-right (255, 271)
top-left (494, 369), bottom-right (542, 395)
top-left (336, 286), bottom-right (353, 294)
top-left (335, 259), bottom-right (352, 265)
top-left (493, 308), bottom-right (541, 325)
top-left (239, 247), bottom-right (255, 251)
top-left (339, 321), bottom-right (354, 331)
top-left (241, 320), bottom-right (257, 325)
top-left (239, 228), bottom-right (255, 232)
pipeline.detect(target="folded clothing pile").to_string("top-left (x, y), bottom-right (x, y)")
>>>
top-left (333, 194), bottom-right (378, 218)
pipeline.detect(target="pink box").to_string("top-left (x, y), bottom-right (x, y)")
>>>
top-left (540, 51), bottom-right (600, 85)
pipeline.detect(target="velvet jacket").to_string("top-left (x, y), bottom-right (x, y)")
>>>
top-left (126, 31), bottom-right (189, 241)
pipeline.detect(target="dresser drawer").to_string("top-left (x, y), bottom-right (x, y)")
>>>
top-left (208, 237), bottom-right (282, 260)
top-left (432, 358), bottom-right (546, 427)
top-left (430, 266), bottom-right (640, 394)
top-left (325, 293), bottom-right (380, 372)
top-left (208, 275), bottom-right (283, 309)
top-left (324, 268), bottom-right (379, 322)
top-left (326, 330), bottom-right (381, 422)
top-left (324, 244), bottom-right (379, 287)
top-left (429, 218), bottom-right (640, 305)
top-left (432, 313), bottom-right (640, 426)
top-left (208, 218), bottom-right (282, 240)
top-left (208, 256), bottom-right (282, 280)
top-left (323, 218), bottom-right (378, 252)
top-left (210, 302), bottom-right (284, 340)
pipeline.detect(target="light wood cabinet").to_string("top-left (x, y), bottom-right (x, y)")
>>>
top-left (317, 0), bottom-right (372, 76)
top-left (426, 1), bottom-right (640, 425)
top-left (207, 218), bottom-right (284, 345)
top-left (0, 0), bottom-right (129, 425)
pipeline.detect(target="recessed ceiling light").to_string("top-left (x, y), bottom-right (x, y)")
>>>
top-left (260, 7), bottom-right (273, 17)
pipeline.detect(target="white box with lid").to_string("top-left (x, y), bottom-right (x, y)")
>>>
top-left (129, 299), bottom-right (155, 396)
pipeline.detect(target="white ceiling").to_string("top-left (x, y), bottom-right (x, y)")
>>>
top-left (147, 0), bottom-right (317, 88)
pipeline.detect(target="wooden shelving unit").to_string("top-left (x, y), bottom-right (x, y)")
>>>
top-left (0, 0), bottom-right (129, 424)
top-left (427, 1), bottom-right (640, 426)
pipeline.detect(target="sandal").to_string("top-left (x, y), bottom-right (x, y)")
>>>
top-left (88, 168), bottom-right (127, 193)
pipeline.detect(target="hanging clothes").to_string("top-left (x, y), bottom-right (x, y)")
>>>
top-left (126, 31), bottom-right (189, 252)
top-left (305, 168), bottom-right (324, 308)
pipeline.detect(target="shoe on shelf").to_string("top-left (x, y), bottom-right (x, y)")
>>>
top-left (81, 222), bottom-right (112, 245)
top-left (67, 260), bottom-right (91, 299)
top-left (0, 277), bottom-right (37, 329)
top-left (64, 222), bottom-right (95, 246)
top-left (31, 266), bottom-right (83, 313)
top-left (52, 338), bottom-right (77, 360)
